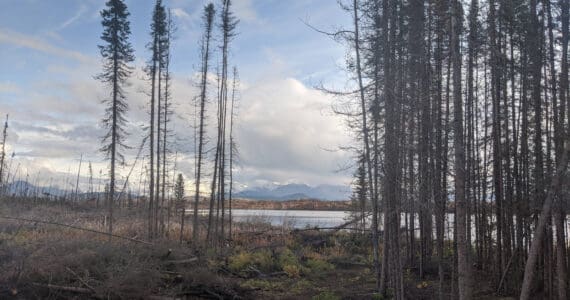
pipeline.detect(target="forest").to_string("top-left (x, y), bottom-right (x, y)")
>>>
top-left (0, 0), bottom-right (570, 299)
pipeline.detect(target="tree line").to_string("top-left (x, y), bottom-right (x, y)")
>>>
top-left (98, 0), bottom-right (239, 250)
top-left (339, 0), bottom-right (569, 299)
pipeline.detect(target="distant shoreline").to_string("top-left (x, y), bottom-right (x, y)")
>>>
top-left (192, 198), bottom-right (351, 211)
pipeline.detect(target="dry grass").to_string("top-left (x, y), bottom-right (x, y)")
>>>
top-left (0, 198), bottom-right (244, 299)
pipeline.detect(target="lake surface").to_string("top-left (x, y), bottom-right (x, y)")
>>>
top-left (188, 209), bottom-right (570, 244)
top-left (230, 209), bottom-right (348, 229)
top-left (188, 209), bottom-right (474, 240)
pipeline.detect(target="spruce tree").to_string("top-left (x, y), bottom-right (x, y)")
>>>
top-left (97, 0), bottom-right (134, 237)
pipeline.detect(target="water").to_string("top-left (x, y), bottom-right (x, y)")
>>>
top-left (188, 209), bottom-right (451, 231)
top-left (230, 209), bottom-right (348, 229)
top-left (188, 209), bottom-right (570, 245)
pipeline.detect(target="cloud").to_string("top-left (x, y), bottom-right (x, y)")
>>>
top-left (0, 0), bottom-right (353, 192)
top-left (0, 82), bottom-right (20, 94)
top-left (232, 0), bottom-right (259, 23)
top-left (57, 4), bottom-right (88, 30)
top-left (171, 8), bottom-right (191, 20)
top-left (235, 77), bottom-right (351, 187)
top-left (0, 28), bottom-right (95, 64)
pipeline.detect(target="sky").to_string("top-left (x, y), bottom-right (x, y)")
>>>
top-left (0, 0), bottom-right (355, 193)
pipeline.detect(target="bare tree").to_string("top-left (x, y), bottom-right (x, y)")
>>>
top-left (193, 3), bottom-right (215, 244)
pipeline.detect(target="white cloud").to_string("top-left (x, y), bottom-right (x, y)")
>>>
top-left (236, 76), bottom-right (351, 187)
top-left (0, 28), bottom-right (95, 64)
top-left (0, 82), bottom-right (20, 94)
top-left (232, 0), bottom-right (259, 23)
top-left (171, 8), bottom-right (191, 20)
top-left (57, 4), bottom-right (88, 30)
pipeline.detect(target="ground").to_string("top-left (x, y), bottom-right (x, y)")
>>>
top-left (0, 198), bottom-right (514, 299)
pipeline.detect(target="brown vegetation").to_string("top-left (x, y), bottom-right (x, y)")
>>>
top-left (0, 198), bottom-right (528, 299)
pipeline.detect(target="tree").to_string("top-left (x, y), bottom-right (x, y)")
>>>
top-left (0, 114), bottom-right (8, 187)
top-left (160, 8), bottom-right (174, 236)
top-left (175, 173), bottom-right (185, 244)
top-left (206, 0), bottom-right (238, 247)
top-left (147, 0), bottom-right (167, 239)
top-left (97, 0), bottom-right (135, 237)
top-left (228, 66), bottom-right (239, 240)
top-left (450, 0), bottom-right (471, 297)
top-left (349, 155), bottom-right (368, 233)
top-left (350, 0), bottom-right (381, 291)
top-left (193, 3), bottom-right (215, 244)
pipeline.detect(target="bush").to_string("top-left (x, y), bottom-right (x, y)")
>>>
top-left (228, 249), bottom-right (275, 272)
top-left (283, 264), bottom-right (301, 278)
top-left (278, 248), bottom-right (298, 268)
top-left (305, 258), bottom-right (335, 275)
top-left (229, 252), bottom-right (254, 272)
top-left (291, 279), bottom-right (314, 294)
top-left (240, 279), bottom-right (280, 291)
top-left (312, 291), bottom-right (340, 300)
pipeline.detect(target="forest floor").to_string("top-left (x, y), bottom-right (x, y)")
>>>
top-left (0, 198), bottom-right (514, 299)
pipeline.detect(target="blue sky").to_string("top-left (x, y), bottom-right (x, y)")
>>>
top-left (0, 0), bottom-right (354, 192)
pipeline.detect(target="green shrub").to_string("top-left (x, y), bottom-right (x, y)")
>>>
top-left (291, 279), bottom-right (314, 294)
top-left (229, 252), bottom-right (254, 272)
top-left (240, 279), bottom-right (277, 291)
top-left (251, 249), bottom-right (275, 272)
top-left (278, 248), bottom-right (299, 268)
top-left (312, 291), bottom-right (340, 300)
top-left (229, 249), bottom-right (275, 272)
top-left (305, 258), bottom-right (335, 275)
top-left (283, 264), bottom-right (301, 278)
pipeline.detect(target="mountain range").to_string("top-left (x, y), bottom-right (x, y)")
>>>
top-left (2, 181), bottom-right (352, 202)
top-left (234, 183), bottom-right (351, 201)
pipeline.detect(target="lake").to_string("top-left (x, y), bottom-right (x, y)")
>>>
top-left (188, 209), bottom-right (484, 241)
top-left (230, 209), bottom-right (348, 229)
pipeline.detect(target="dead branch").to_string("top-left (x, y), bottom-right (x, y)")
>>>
top-left (65, 267), bottom-right (96, 293)
top-left (31, 283), bottom-right (92, 294)
top-left (245, 266), bottom-right (287, 278)
top-left (165, 257), bottom-right (198, 264)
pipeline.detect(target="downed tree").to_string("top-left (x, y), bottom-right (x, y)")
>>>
top-left (520, 138), bottom-right (569, 300)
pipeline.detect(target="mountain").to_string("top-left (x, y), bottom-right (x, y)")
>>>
top-left (2, 180), bottom-right (67, 197)
top-left (235, 183), bottom-right (351, 201)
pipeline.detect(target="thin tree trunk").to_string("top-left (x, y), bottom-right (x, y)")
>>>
top-left (520, 140), bottom-right (569, 300)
